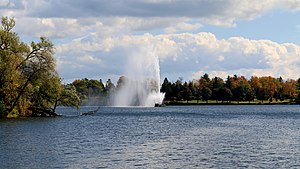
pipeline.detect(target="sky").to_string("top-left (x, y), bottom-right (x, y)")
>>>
top-left (1, 0), bottom-right (300, 83)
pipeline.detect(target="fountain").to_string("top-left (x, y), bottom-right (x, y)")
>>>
top-left (113, 46), bottom-right (165, 107)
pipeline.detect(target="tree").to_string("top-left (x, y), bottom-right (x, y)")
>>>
top-left (0, 17), bottom-right (78, 117)
top-left (87, 79), bottom-right (105, 96)
top-left (172, 78), bottom-right (183, 101)
top-left (249, 76), bottom-right (261, 101)
top-left (180, 82), bottom-right (193, 103)
top-left (281, 79), bottom-right (297, 101)
top-left (116, 76), bottom-right (126, 89)
top-left (196, 73), bottom-right (211, 103)
top-left (105, 79), bottom-right (115, 93)
top-left (188, 81), bottom-right (197, 101)
top-left (30, 75), bottom-right (62, 113)
top-left (259, 76), bottom-right (278, 102)
top-left (201, 87), bottom-right (212, 103)
top-left (202, 73), bottom-right (210, 83)
top-left (72, 78), bottom-right (106, 98)
top-left (231, 76), bottom-right (252, 103)
top-left (219, 87), bottom-right (232, 103)
top-left (225, 75), bottom-right (233, 90)
top-left (210, 77), bottom-right (224, 102)
top-left (160, 77), bottom-right (172, 100)
top-left (53, 84), bottom-right (80, 112)
top-left (0, 17), bottom-right (29, 117)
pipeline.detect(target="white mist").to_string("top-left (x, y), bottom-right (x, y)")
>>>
top-left (113, 46), bottom-right (165, 107)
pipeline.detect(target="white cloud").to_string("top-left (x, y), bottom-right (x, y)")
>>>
top-left (54, 31), bottom-right (300, 82)
top-left (218, 55), bottom-right (225, 62)
top-left (1, 0), bottom-right (300, 82)
top-left (0, 0), bottom-right (10, 6)
top-left (3, 0), bottom-right (300, 37)
top-left (78, 55), bottom-right (102, 64)
top-left (164, 22), bottom-right (202, 33)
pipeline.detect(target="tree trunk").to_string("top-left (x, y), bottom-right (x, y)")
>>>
top-left (8, 72), bottom-right (35, 114)
top-left (52, 99), bottom-right (59, 113)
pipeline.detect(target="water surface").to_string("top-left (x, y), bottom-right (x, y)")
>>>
top-left (1, 105), bottom-right (300, 168)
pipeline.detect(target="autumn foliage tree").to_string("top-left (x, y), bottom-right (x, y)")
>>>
top-left (158, 73), bottom-right (299, 104)
top-left (0, 17), bottom-right (79, 118)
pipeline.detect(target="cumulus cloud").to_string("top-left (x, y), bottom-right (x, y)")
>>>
top-left (164, 22), bottom-right (202, 33)
top-left (3, 0), bottom-right (299, 30)
top-left (14, 18), bottom-right (90, 38)
top-left (3, 0), bottom-right (299, 41)
top-left (1, 0), bottom-right (300, 82)
top-left (54, 31), bottom-right (300, 82)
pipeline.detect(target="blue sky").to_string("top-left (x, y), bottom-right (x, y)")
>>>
top-left (1, 0), bottom-right (300, 83)
top-left (203, 10), bottom-right (300, 44)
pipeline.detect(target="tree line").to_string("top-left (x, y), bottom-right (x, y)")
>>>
top-left (70, 76), bottom-right (162, 106)
top-left (70, 78), bottom-right (115, 105)
top-left (0, 17), bottom-right (80, 118)
top-left (68, 74), bottom-right (300, 106)
top-left (161, 74), bottom-right (300, 104)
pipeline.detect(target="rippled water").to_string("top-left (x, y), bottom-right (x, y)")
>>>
top-left (1, 105), bottom-right (300, 168)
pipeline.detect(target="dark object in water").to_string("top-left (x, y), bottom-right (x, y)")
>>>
top-left (80, 107), bottom-right (100, 116)
top-left (155, 103), bottom-right (166, 107)
top-left (80, 111), bottom-right (94, 116)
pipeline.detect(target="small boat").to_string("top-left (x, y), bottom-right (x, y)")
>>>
top-left (154, 103), bottom-right (166, 107)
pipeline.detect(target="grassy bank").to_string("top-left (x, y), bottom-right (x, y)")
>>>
top-left (165, 99), bottom-right (297, 105)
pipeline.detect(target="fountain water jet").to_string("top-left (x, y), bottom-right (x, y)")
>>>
top-left (113, 46), bottom-right (165, 107)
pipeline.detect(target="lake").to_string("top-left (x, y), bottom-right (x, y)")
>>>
top-left (1, 105), bottom-right (300, 168)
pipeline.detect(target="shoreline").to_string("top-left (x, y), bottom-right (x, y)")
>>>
top-left (165, 101), bottom-right (299, 106)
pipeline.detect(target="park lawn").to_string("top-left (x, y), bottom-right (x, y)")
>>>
top-left (167, 99), bottom-right (292, 105)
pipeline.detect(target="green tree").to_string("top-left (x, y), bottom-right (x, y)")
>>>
top-left (225, 75), bottom-right (233, 89)
top-left (188, 81), bottom-right (197, 101)
top-left (105, 79), bottom-right (115, 94)
top-left (169, 78), bottom-right (184, 101)
top-left (180, 82), bottom-right (193, 103)
top-left (0, 17), bottom-right (29, 117)
top-left (219, 87), bottom-right (232, 103)
top-left (201, 87), bottom-right (212, 103)
top-left (160, 77), bottom-right (172, 100)
top-left (53, 84), bottom-right (80, 112)
top-left (210, 77), bottom-right (224, 102)
top-left (196, 73), bottom-right (211, 103)
top-left (202, 73), bottom-right (210, 83)
top-left (231, 76), bottom-right (252, 103)
top-left (0, 17), bottom-right (78, 117)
